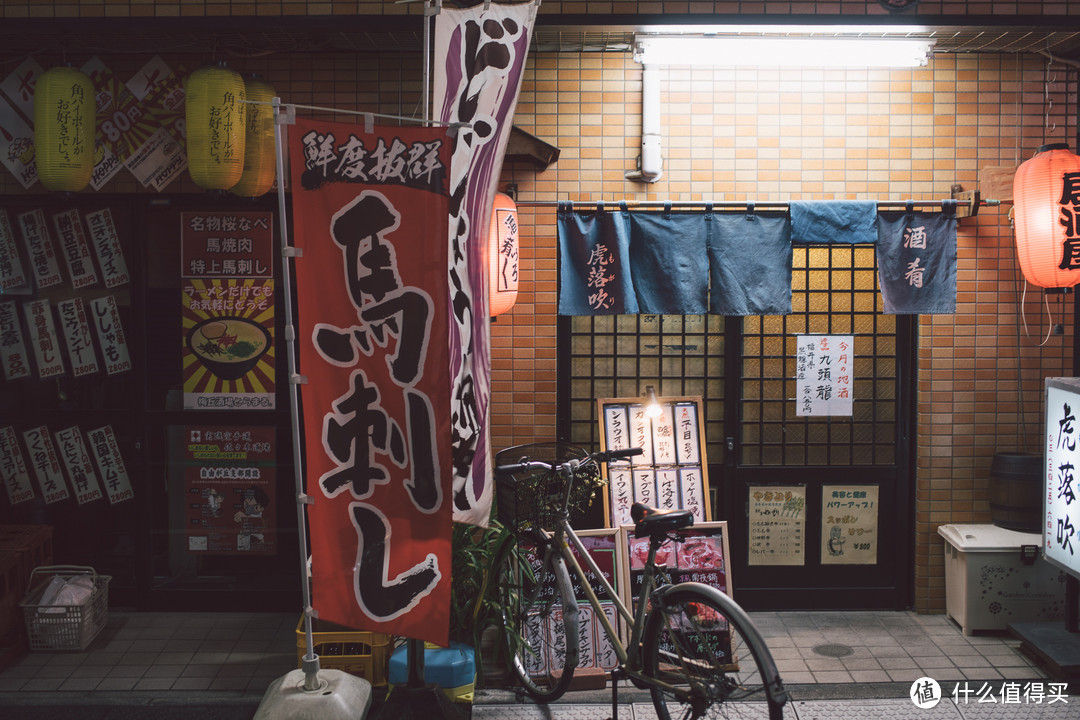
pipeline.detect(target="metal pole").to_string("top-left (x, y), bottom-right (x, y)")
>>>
top-left (272, 96), bottom-right (321, 692)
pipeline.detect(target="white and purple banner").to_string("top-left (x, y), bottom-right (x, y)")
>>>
top-left (434, 0), bottom-right (537, 526)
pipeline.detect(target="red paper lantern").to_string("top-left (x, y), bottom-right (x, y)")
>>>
top-left (488, 193), bottom-right (519, 317)
top-left (1014, 142), bottom-right (1080, 288)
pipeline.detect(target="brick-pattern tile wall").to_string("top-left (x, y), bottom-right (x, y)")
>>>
top-left (1, 6), bottom-right (1077, 614)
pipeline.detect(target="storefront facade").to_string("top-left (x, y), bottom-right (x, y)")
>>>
top-left (0, 1), bottom-right (1076, 616)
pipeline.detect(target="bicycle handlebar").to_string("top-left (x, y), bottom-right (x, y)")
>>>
top-left (494, 446), bottom-right (643, 476)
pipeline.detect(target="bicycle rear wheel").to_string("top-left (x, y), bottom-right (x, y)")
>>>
top-left (495, 538), bottom-right (579, 701)
top-left (643, 583), bottom-right (786, 720)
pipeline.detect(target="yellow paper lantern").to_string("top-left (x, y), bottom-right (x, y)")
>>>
top-left (231, 77), bottom-right (276, 198)
top-left (33, 67), bottom-right (95, 192)
top-left (185, 65), bottom-right (246, 190)
top-left (488, 193), bottom-right (519, 317)
top-left (1014, 142), bottom-right (1080, 289)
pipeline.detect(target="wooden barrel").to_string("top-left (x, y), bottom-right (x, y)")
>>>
top-left (988, 452), bottom-right (1043, 533)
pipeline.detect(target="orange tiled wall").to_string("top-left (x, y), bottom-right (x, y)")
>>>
top-left (1, 6), bottom-right (1077, 615)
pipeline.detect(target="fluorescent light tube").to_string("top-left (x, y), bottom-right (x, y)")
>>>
top-left (634, 35), bottom-right (935, 68)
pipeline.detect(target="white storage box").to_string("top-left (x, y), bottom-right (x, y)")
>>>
top-left (938, 524), bottom-right (1065, 635)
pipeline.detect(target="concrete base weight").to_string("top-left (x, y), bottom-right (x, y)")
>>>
top-left (252, 669), bottom-right (373, 720)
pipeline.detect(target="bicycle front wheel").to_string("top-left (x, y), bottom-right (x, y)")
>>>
top-left (495, 538), bottom-right (579, 701)
top-left (643, 583), bottom-right (787, 720)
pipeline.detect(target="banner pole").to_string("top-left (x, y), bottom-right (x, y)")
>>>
top-left (271, 96), bottom-right (321, 692)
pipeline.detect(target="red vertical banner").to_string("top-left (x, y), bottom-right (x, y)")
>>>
top-left (289, 117), bottom-right (452, 645)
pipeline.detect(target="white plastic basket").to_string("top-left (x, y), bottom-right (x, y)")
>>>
top-left (20, 565), bottom-right (110, 652)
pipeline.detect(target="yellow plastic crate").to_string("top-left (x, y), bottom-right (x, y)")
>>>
top-left (295, 617), bottom-right (391, 687)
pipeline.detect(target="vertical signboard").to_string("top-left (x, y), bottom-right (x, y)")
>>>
top-left (181, 211), bottom-right (275, 411)
top-left (599, 395), bottom-right (711, 526)
top-left (183, 426), bottom-right (276, 555)
top-left (1045, 378), bottom-right (1080, 577)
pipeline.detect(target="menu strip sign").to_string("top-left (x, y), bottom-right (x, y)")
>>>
top-left (0, 425), bottom-right (35, 505)
top-left (23, 299), bottom-right (64, 378)
top-left (51, 209), bottom-right (100, 290)
top-left (0, 300), bottom-right (30, 381)
top-left (85, 208), bottom-right (130, 288)
top-left (55, 426), bottom-right (104, 505)
top-left (87, 425), bottom-right (134, 504)
top-left (57, 298), bottom-right (100, 376)
top-left (90, 295), bottom-right (132, 375)
top-left (23, 425), bottom-right (69, 505)
top-left (17, 209), bottom-right (62, 289)
top-left (0, 209), bottom-right (28, 290)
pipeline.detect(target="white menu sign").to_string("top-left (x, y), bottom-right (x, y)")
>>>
top-left (0, 209), bottom-right (28, 290)
top-left (87, 425), bottom-right (134, 504)
top-left (18, 209), bottom-right (62, 289)
top-left (0, 300), bottom-right (31, 381)
top-left (796, 334), bottom-right (854, 417)
top-left (85, 209), bottom-right (130, 288)
top-left (57, 298), bottom-right (99, 376)
top-left (0, 95), bottom-right (37, 190)
top-left (23, 299), bottom-right (65, 378)
top-left (55, 426), bottom-right (104, 505)
top-left (0, 425), bottom-right (35, 505)
top-left (51, 209), bottom-right (99, 289)
top-left (22, 425), bottom-right (70, 504)
top-left (90, 295), bottom-right (131, 375)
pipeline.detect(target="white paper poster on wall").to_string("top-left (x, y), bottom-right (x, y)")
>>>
top-left (748, 485), bottom-right (806, 566)
top-left (55, 426), bottom-right (103, 505)
top-left (85, 208), bottom-right (130, 288)
top-left (18, 209), bottom-right (62, 289)
top-left (0, 210), bottom-right (28, 290)
top-left (90, 295), bottom-right (132, 375)
top-left (23, 299), bottom-right (65, 379)
top-left (57, 298), bottom-right (100, 377)
top-left (820, 484), bottom-right (879, 565)
top-left (51, 210), bottom-right (99, 290)
top-left (87, 425), bottom-right (134, 504)
top-left (0, 425), bottom-right (35, 505)
top-left (796, 334), bottom-right (854, 417)
top-left (0, 300), bottom-right (31, 381)
top-left (23, 425), bottom-right (69, 505)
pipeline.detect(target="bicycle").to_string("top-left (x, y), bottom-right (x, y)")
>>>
top-left (492, 441), bottom-right (789, 720)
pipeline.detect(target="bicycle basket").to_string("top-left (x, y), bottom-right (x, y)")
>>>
top-left (494, 441), bottom-right (604, 536)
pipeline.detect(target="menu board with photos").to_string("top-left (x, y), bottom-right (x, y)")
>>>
top-left (622, 522), bottom-right (737, 671)
top-left (598, 395), bottom-right (711, 528)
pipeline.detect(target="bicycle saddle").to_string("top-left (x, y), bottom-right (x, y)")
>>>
top-left (631, 502), bottom-right (694, 538)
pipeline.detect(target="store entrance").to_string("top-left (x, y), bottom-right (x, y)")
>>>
top-left (562, 242), bottom-right (914, 610)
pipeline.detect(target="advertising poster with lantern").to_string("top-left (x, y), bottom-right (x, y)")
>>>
top-left (181, 211), bottom-right (275, 410)
top-left (183, 426), bottom-right (276, 555)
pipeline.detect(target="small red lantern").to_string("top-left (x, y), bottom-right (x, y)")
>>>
top-left (1013, 142), bottom-right (1080, 289)
top-left (488, 192), bottom-right (519, 317)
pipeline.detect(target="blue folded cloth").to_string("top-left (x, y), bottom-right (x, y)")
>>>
top-left (790, 200), bottom-right (877, 244)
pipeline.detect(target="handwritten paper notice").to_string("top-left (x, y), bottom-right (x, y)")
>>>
top-left (23, 299), bottom-right (64, 378)
top-left (796, 334), bottom-right (854, 417)
top-left (57, 298), bottom-right (99, 377)
top-left (748, 486), bottom-right (806, 566)
top-left (51, 209), bottom-right (99, 290)
top-left (85, 208), bottom-right (130, 288)
top-left (821, 484), bottom-right (879, 565)
top-left (90, 295), bottom-right (132, 375)
top-left (0, 300), bottom-right (31, 381)
top-left (18, 209), bottom-right (62, 289)
top-left (0, 210), bottom-right (28, 290)
top-left (87, 425), bottom-right (134, 505)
